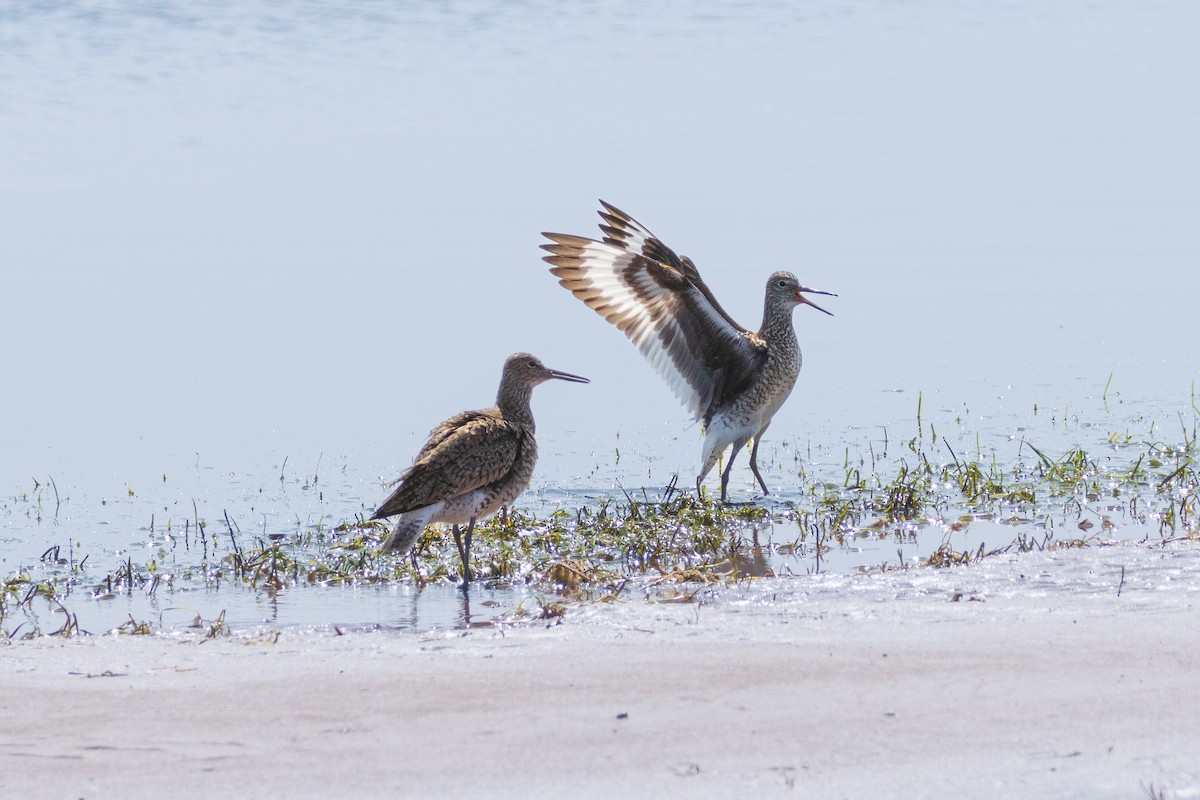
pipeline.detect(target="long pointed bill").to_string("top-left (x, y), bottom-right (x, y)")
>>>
top-left (548, 369), bottom-right (590, 384)
top-left (796, 287), bottom-right (836, 316)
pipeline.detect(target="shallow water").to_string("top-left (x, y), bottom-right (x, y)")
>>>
top-left (2, 0), bottom-right (1198, 634)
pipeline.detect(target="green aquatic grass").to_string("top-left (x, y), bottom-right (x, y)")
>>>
top-left (4, 416), bottom-right (1199, 637)
top-left (227, 495), bottom-right (773, 596)
top-left (220, 430), bottom-right (1198, 590)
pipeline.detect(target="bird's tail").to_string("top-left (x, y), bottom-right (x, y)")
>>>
top-left (379, 506), bottom-right (436, 555)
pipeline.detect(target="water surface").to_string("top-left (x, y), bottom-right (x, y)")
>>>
top-left (2, 0), bottom-right (1198, 633)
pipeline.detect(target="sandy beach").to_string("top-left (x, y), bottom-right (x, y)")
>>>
top-left (2, 539), bottom-right (1197, 799)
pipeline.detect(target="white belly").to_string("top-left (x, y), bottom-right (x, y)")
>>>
top-left (700, 412), bottom-right (758, 467)
top-left (429, 489), bottom-right (502, 525)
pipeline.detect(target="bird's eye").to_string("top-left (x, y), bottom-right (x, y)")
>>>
top-left (776, 279), bottom-right (788, 287)
top-left (528, 360), bottom-right (538, 367)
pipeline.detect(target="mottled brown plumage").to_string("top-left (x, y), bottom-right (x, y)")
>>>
top-left (543, 201), bottom-right (835, 501)
top-left (372, 353), bottom-right (588, 582)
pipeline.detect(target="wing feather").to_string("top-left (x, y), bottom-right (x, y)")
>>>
top-left (595, 200), bottom-right (747, 334)
top-left (372, 411), bottom-right (519, 518)
top-left (597, 199), bottom-right (690, 273)
top-left (542, 233), bottom-right (764, 424)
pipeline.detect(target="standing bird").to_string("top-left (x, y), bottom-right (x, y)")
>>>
top-left (372, 353), bottom-right (589, 583)
top-left (542, 201), bottom-right (834, 502)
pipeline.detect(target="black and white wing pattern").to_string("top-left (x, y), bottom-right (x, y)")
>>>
top-left (542, 232), bottom-right (764, 425)
top-left (594, 200), bottom-right (746, 335)
top-left (597, 200), bottom-right (688, 271)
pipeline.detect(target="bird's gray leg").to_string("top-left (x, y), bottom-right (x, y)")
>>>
top-left (696, 448), bottom-right (720, 500)
top-left (696, 423), bottom-right (726, 501)
top-left (452, 524), bottom-right (467, 572)
top-left (720, 440), bottom-right (749, 503)
top-left (460, 518), bottom-right (476, 584)
top-left (748, 424), bottom-right (771, 496)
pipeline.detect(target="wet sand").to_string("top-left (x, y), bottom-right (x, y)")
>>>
top-left (2, 539), bottom-right (1197, 799)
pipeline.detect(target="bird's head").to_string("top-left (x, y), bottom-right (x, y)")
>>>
top-left (767, 271), bottom-right (836, 316)
top-left (503, 353), bottom-right (591, 388)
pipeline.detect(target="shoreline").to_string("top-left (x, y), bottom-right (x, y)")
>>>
top-left (2, 538), bottom-right (1198, 799)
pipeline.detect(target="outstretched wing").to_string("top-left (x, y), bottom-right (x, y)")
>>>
top-left (372, 411), bottom-right (519, 518)
top-left (595, 200), bottom-right (747, 334)
top-left (542, 233), bottom-right (764, 424)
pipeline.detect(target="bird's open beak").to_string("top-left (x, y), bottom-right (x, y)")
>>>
top-left (797, 287), bottom-right (836, 316)
top-left (549, 369), bottom-right (590, 384)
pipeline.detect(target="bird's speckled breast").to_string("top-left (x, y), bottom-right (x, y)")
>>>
top-left (735, 325), bottom-right (801, 428)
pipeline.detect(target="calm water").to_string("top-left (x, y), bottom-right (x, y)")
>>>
top-left (2, 0), bottom-right (1198, 633)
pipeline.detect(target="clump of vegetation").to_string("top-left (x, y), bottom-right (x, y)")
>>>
top-left (0, 571), bottom-right (86, 639)
top-left (218, 427), bottom-right (1198, 591)
top-left (4, 405), bottom-right (1198, 639)
top-left (224, 493), bottom-right (772, 600)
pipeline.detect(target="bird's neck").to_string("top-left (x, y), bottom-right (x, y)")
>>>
top-left (760, 300), bottom-right (797, 345)
top-left (497, 386), bottom-right (536, 431)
